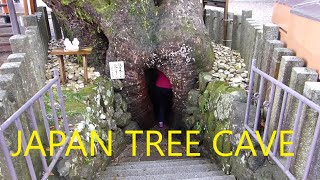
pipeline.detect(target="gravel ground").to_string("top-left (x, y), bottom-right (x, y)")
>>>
top-left (206, 0), bottom-right (274, 24)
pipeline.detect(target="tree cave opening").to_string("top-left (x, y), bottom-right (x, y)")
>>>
top-left (144, 68), bottom-right (174, 129)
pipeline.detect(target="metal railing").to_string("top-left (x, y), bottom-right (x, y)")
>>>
top-left (0, 70), bottom-right (70, 180)
top-left (244, 59), bottom-right (320, 180)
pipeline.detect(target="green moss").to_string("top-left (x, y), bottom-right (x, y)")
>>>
top-left (61, 0), bottom-right (70, 6)
top-left (43, 86), bottom-right (97, 118)
top-left (89, 0), bottom-right (118, 19)
top-left (75, 8), bottom-right (94, 23)
top-left (200, 81), bottom-right (242, 169)
top-left (78, 85), bottom-right (96, 97)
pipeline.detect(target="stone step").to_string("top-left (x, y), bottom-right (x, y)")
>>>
top-left (100, 171), bottom-right (227, 180)
top-left (0, 24), bottom-right (11, 28)
top-left (0, 42), bottom-right (11, 52)
top-left (110, 158), bottom-right (215, 168)
top-left (0, 14), bottom-right (9, 18)
top-left (108, 159), bottom-right (214, 170)
top-left (0, 33), bottom-right (13, 37)
top-left (186, 175), bottom-right (236, 180)
top-left (102, 163), bottom-right (217, 177)
top-left (112, 158), bottom-right (207, 166)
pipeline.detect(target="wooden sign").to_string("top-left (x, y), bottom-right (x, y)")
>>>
top-left (109, 61), bottom-right (125, 79)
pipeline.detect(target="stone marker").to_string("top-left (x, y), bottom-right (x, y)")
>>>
top-left (269, 56), bottom-right (304, 134)
top-left (37, 7), bottom-right (51, 41)
top-left (262, 47), bottom-right (295, 103)
top-left (0, 62), bottom-right (22, 75)
top-left (207, 10), bottom-right (215, 40)
top-left (51, 12), bottom-right (62, 40)
top-left (239, 10), bottom-right (252, 54)
top-left (262, 23), bottom-right (279, 41)
top-left (260, 40), bottom-right (284, 76)
top-left (9, 35), bottom-right (28, 53)
top-left (270, 48), bottom-right (295, 79)
top-left (226, 12), bottom-right (234, 48)
top-left (7, 53), bottom-right (26, 62)
top-left (213, 9), bottom-right (224, 44)
top-left (240, 18), bottom-right (254, 60)
top-left (282, 67), bottom-right (318, 138)
top-left (293, 82), bottom-right (320, 180)
top-left (231, 14), bottom-right (241, 50)
top-left (22, 15), bottom-right (38, 27)
top-left (0, 73), bottom-right (14, 90)
top-left (212, 10), bottom-right (220, 42)
top-left (247, 23), bottom-right (262, 70)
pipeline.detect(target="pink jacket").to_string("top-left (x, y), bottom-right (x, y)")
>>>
top-left (155, 71), bottom-right (172, 89)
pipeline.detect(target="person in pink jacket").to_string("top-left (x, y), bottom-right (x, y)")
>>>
top-left (154, 70), bottom-right (173, 128)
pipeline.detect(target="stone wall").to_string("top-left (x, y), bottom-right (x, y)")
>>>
top-left (0, 15), bottom-right (47, 179)
top-left (182, 76), bottom-right (288, 179)
top-left (201, 8), bottom-right (320, 179)
top-left (55, 79), bottom-right (137, 179)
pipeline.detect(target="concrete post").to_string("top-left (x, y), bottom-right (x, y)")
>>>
top-left (21, 15), bottom-right (38, 27)
top-left (22, 15), bottom-right (48, 63)
top-left (262, 23), bottom-right (279, 41)
top-left (7, 53), bottom-right (26, 62)
top-left (37, 7), bottom-right (51, 40)
top-left (207, 10), bottom-right (215, 40)
top-left (240, 18), bottom-right (255, 61)
top-left (260, 40), bottom-right (284, 75)
top-left (269, 48), bottom-right (295, 79)
top-left (9, 35), bottom-right (28, 53)
top-left (260, 47), bottom-right (294, 99)
top-left (51, 12), bottom-right (62, 40)
top-left (35, 11), bottom-right (50, 50)
top-left (0, 62), bottom-right (21, 75)
top-left (212, 10), bottom-right (219, 43)
top-left (283, 67), bottom-right (318, 136)
top-left (245, 21), bottom-right (262, 70)
top-left (239, 10), bottom-right (252, 55)
top-left (293, 82), bottom-right (320, 180)
top-left (226, 12), bottom-right (234, 48)
top-left (25, 28), bottom-right (46, 87)
top-left (213, 9), bottom-right (224, 44)
top-left (250, 28), bottom-right (263, 72)
top-left (269, 56), bottom-right (304, 134)
top-left (256, 24), bottom-right (279, 70)
top-left (231, 14), bottom-right (241, 50)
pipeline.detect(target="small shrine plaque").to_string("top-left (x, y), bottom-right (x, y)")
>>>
top-left (109, 61), bottom-right (125, 79)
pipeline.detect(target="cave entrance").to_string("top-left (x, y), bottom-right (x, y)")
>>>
top-left (144, 68), bottom-right (173, 128)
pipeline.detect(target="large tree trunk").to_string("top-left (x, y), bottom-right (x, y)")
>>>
top-left (45, 0), bottom-right (215, 129)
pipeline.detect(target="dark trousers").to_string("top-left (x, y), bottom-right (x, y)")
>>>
top-left (154, 86), bottom-right (172, 124)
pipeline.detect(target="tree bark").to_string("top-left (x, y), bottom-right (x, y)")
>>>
top-left (45, 0), bottom-right (215, 129)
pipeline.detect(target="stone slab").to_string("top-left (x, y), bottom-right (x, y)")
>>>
top-left (207, 10), bottom-right (215, 40)
top-left (9, 35), bottom-right (28, 54)
top-left (239, 10), bottom-right (252, 55)
top-left (294, 82), bottom-right (320, 180)
top-left (231, 14), bottom-right (241, 51)
top-left (283, 67), bottom-right (318, 133)
top-left (269, 56), bottom-right (304, 134)
top-left (0, 62), bottom-right (21, 75)
top-left (226, 12), bottom-right (234, 48)
top-left (7, 53), bottom-right (26, 62)
top-left (270, 48), bottom-right (295, 79)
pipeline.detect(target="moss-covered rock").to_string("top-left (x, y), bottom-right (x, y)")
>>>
top-left (55, 78), bottom-right (133, 179)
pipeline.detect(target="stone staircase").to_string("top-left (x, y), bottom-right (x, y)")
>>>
top-left (98, 158), bottom-right (236, 180)
top-left (0, 3), bottom-right (13, 66)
